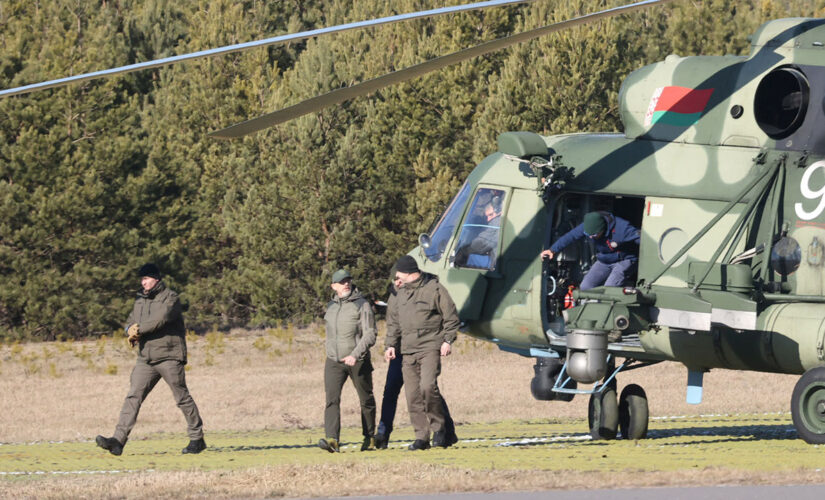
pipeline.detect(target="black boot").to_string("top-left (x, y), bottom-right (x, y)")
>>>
top-left (182, 438), bottom-right (207, 454)
top-left (432, 430), bottom-right (449, 448)
top-left (361, 436), bottom-right (376, 451)
top-left (408, 439), bottom-right (430, 451)
top-left (374, 432), bottom-right (389, 449)
top-left (95, 435), bottom-right (124, 456)
top-left (318, 438), bottom-right (339, 453)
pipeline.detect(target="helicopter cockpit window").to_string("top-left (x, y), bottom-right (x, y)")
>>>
top-left (423, 182), bottom-right (472, 262)
top-left (452, 188), bottom-right (506, 271)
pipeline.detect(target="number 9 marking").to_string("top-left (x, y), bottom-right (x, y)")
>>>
top-left (795, 160), bottom-right (825, 221)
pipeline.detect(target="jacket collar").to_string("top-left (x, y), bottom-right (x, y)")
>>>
top-left (332, 288), bottom-right (362, 304)
top-left (138, 280), bottom-right (166, 299)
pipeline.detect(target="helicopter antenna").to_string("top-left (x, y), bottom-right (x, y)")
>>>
top-left (210, 0), bottom-right (675, 138)
top-left (0, 0), bottom-right (537, 99)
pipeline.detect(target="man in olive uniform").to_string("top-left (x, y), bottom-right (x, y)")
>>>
top-left (385, 255), bottom-right (460, 450)
top-left (374, 268), bottom-right (458, 449)
top-left (319, 269), bottom-right (377, 453)
top-left (96, 263), bottom-right (205, 456)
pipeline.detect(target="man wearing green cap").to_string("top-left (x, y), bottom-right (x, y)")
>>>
top-left (319, 269), bottom-right (377, 453)
top-left (540, 211), bottom-right (640, 290)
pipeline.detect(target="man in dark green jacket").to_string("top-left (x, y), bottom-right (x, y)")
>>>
top-left (385, 255), bottom-right (459, 450)
top-left (319, 269), bottom-right (377, 453)
top-left (96, 263), bottom-right (205, 456)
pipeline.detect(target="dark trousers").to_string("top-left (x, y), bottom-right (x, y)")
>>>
top-left (402, 350), bottom-right (448, 441)
top-left (581, 259), bottom-right (637, 290)
top-left (114, 359), bottom-right (203, 444)
top-left (378, 354), bottom-right (455, 438)
top-left (323, 356), bottom-right (376, 440)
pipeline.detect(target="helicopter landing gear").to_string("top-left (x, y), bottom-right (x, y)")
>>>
top-left (588, 384), bottom-right (618, 440)
top-left (791, 366), bottom-right (825, 444)
top-left (618, 384), bottom-right (648, 440)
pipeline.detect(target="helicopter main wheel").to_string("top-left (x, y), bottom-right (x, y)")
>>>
top-left (588, 385), bottom-right (618, 440)
top-left (791, 366), bottom-right (825, 444)
top-left (618, 384), bottom-right (649, 440)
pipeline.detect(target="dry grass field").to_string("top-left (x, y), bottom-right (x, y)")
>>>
top-left (0, 324), bottom-right (818, 498)
top-left (0, 323), bottom-right (800, 444)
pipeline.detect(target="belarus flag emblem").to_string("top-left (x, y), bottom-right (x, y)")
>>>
top-left (644, 86), bottom-right (714, 127)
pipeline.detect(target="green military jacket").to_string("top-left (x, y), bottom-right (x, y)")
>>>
top-left (385, 273), bottom-right (459, 355)
top-left (324, 289), bottom-right (376, 361)
top-left (126, 281), bottom-right (187, 364)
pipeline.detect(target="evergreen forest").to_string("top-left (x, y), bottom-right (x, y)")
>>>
top-left (1, 0), bottom-right (823, 340)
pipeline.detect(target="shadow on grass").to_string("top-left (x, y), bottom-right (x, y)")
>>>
top-left (209, 443), bottom-right (321, 452)
top-left (477, 424), bottom-right (798, 448)
top-left (644, 424), bottom-right (798, 444)
top-left (206, 423), bottom-right (799, 453)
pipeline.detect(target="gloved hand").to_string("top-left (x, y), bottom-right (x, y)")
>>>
top-left (126, 323), bottom-right (140, 347)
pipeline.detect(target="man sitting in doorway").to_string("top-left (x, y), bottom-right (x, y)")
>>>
top-left (540, 211), bottom-right (639, 290)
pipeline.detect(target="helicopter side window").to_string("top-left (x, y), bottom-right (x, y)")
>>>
top-left (452, 188), bottom-right (506, 271)
top-left (423, 182), bottom-right (472, 262)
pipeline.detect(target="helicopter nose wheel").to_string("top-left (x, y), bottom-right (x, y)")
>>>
top-left (588, 385), bottom-right (618, 440)
top-left (791, 366), bottom-right (825, 444)
top-left (618, 384), bottom-right (649, 440)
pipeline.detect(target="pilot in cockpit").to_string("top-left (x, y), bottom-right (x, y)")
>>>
top-left (453, 197), bottom-right (502, 268)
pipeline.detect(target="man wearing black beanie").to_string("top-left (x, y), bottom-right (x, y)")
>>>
top-left (384, 255), bottom-right (460, 450)
top-left (95, 263), bottom-right (205, 456)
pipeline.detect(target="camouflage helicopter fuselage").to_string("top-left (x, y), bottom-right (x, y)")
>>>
top-left (415, 18), bottom-right (825, 442)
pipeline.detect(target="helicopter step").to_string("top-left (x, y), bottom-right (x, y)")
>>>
top-left (545, 330), bottom-right (643, 349)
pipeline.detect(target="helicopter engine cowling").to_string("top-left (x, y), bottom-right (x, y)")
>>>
top-left (566, 328), bottom-right (609, 384)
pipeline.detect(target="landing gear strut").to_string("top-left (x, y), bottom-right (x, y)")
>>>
top-left (559, 357), bottom-right (653, 440)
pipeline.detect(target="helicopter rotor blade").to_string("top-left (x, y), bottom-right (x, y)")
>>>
top-left (210, 0), bottom-right (674, 139)
top-left (0, 0), bottom-right (537, 99)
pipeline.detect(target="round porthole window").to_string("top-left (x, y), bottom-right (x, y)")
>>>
top-left (754, 67), bottom-right (809, 139)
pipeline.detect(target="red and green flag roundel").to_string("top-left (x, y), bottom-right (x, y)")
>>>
top-left (644, 86), bottom-right (714, 126)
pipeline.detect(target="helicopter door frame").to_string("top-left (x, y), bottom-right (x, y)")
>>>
top-left (439, 184), bottom-right (512, 321)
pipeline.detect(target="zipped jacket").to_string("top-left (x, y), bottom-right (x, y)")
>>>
top-left (125, 281), bottom-right (187, 364)
top-left (385, 273), bottom-right (459, 354)
top-left (550, 212), bottom-right (640, 264)
top-left (324, 289), bottom-right (376, 361)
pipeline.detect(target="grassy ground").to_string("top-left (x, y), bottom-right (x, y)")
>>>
top-left (0, 325), bottom-right (818, 497)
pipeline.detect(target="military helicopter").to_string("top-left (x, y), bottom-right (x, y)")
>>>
top-left (5, 0), bottom-right (825, 444)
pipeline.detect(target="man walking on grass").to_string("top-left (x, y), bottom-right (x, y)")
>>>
top-left (96, 263), bottom-right (205, 456)
top-left (374, 266), bottom-right (458, 449)
top-left (385, 255), bottom-right (460, 450)
top-left (319, 268), bottom-right (377, 453)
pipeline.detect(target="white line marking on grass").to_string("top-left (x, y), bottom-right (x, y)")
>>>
top-left (496, 435), bottom-right (592, 447)
top-left (0, 469), bottom-right (155, 476)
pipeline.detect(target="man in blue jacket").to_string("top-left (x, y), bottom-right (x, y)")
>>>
top-left (540, 211), bottom-right (640, 290)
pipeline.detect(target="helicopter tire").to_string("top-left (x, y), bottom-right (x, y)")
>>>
top-left (588, 385), bottom-right (618, 440)
top-left (618, 384), bottom-right (648, 440)
top-left (791, 366), bottom-right (825, 444)
top-left (530, 358), bottom-right (576, 402)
